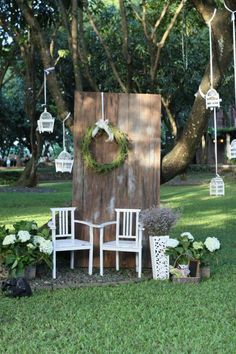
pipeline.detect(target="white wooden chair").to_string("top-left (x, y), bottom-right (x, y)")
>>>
top-left (99, 208), bottom-right (143, 278)
top-left (49, 207), bottom-right (93, 279)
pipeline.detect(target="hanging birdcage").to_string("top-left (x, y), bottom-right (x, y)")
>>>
top-left (210, 175), bottom-right (225, 196)
top-left (55, 150), bottom-right (74, 173)
top-left (206, 88), bottom-right (221, 110)
top-left (230, 139), bottom-right (236, 159)
top-left (55, 113), bottom-right (73, 173)
top-left (37, 67), bottom-right (55, 134)
top-left (37, 108), bottom-right (55, 133)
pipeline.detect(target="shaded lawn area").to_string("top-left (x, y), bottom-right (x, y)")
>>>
top-left (0, 181), bottom-right (72, 229)
top-left (1, 179), bottom-right (236, 353)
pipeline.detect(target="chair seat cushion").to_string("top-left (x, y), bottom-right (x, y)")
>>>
top-left (102, 240), bottom-right (140, 252)
top-left (54, 239), bottom-right (92, 251)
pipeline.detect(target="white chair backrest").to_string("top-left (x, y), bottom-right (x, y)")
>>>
top-left (230, 139), bottom-right (236, 159)
top-left (115, 208), bottom-right (141, 243)
top-left (51, 207), bottom-right (76, 239)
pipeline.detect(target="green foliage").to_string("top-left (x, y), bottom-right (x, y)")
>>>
top-left (81, 124), bottom-right (129, 173)
top-left (0, 170), bottom-right (23, 185)
top-left (0, 220), bottom-right (52, 277)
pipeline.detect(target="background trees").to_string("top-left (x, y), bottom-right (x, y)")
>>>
top-left (0, 0), bottom-right (235, 185)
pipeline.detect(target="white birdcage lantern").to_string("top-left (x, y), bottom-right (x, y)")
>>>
top-left (55, 150), bottom-right (73, 173)
top-left (230, 139), bottom-right (236, 159)
top-left (210, 175), bottom-right (225, 196)
top-left (37, 67), bottom-right (55, 134)
top-left (206, 88), bottom-right (221, 110)
top-left (55, 113), bottom-right (73, 173)
top-left (37, 108), bottom-right (55, 133)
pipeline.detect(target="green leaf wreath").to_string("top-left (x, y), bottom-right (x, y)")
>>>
top-left (81, 123), bottom-right (129, 173)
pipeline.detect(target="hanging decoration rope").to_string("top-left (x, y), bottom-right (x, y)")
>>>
top-left (37, 67), bottom-right (55, 134)
top-left (204, 9), bottom-right (224, 196)
top-left (81, 93), bottom-right (129, 173)
top-left (55, 112), bottom-right (74, 173)
top-left (224, 1), bottom-right (236, 108)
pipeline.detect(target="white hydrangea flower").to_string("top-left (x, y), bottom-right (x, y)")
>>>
top-left (2, 234), bottom-right (16, 246)
top-left (39, 239), bottom-right (53, 255)
top-left (204, 237), bottom-right (220, 252)
top-left (193, 241), bottom-right (204, 250)
top-left (18, 230), bottom-right (31, 242)
top-left (33, 235), bottom-right (44, 245)
top-left (166, 238), bottom-right (179, 248)
top-left (180, 232), bottom-right (194, 241)
top-left (27, 243), bottom-right (36, 250)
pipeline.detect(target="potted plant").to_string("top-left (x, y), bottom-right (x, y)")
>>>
top-left (0, 220), bottom-right (53, 279)
top-left (193, 237), bottom-right (221, 278)
top-left (166, 234), bottom-right (221, 280)
top-left (140, 206), bottom-right (179, 279)
top-left (166, 232), bottom-right (195, 277)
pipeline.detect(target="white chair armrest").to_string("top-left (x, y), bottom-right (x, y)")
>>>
top-left (75, 220), bottom-right (94, 227)
top-left (99, 221), bottom-right (117, 228)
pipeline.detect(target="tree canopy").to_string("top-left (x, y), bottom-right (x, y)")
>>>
top-left (0, 0), bottom-right (236, 185)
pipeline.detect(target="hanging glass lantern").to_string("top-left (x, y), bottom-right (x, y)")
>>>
top-left (37, 108), bottom-right (55, 133)
top-left (210, 175), bottom-right (225, 196)
top-left (55, 113), bottom-right (73, 173)
top-left (55, 150), bottom-right (74, 173)
top-left (206, 88), bottom-right (221, 110)
top-left (37, 67), bottom-right (55, 134)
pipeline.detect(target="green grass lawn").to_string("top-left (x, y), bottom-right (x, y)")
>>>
top-left (0, 181), bottom-right (72, 229)
top-left (1, 178), bottom-right (236, 353)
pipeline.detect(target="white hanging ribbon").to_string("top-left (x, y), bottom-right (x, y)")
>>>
top-left (213, 107), bottom-right (218, 176)
top-left (63, 112), bottom-right (71, 151)
top-left (224, 2), bottom-right (236, 107)
top-left (92, 92), bottom-right (114, 142)
top-left (207, 9), bottom-right (217, 89)
top-left (92, 119), bottom-right (114, 141)
top-left (43, 67), bottom-right (55, 107)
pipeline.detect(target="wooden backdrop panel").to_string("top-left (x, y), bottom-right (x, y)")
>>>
top-left (73, 92), bottom-right (161, 268)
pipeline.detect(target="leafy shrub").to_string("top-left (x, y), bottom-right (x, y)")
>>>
top-left (0, 221), bottom-right (52, 277)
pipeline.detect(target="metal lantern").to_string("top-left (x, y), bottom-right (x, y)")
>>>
top-left (230, 139), bottom-right (236, 159)
top-left (55, 150), bottom-right (74, 173)
top-left (55, 112), bottom-right (73, 173)
top-left (206, 88), bottom-right (221, 110)
top-left (210, 175), bottom-right (225, 196)
top-left (37, 108), bottom-right (55, 133)
top-left (37, 67), bottom-right (55, 134)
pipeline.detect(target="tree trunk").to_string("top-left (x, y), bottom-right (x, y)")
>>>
top-left (161, 4), bottom-right (233, 182)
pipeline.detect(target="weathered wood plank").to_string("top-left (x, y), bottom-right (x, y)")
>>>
top-left (73, 92), bottom-right (161, 267)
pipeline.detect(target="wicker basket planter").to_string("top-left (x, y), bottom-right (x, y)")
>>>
top-left (171, 276), bottom-right (200, 284)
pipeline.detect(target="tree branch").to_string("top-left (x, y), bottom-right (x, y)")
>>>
top-left (16, 0), bottom-right (71, 123)
top-left (88, 12), bottom-right (127, 92)
top-left (119, 0), bottom-right (132, 92)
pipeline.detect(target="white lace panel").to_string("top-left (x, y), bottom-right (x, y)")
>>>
top-left (149, 236), bottom-right (169, 280)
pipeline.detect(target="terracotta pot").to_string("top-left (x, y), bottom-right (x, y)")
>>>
top-left (200, 266), bottom-right (210, 279)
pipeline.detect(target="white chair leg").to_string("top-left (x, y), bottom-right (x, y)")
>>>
top-left (70, 251), bottom-right (74, 269)
top-left (88, 247), bottom-right (93, 275)
top-left (138, 251), bottom-right (142, 278)
top-left (53, 250), bottom-right (56, 279)
top-left (136, 253), bottom-right (138, 272)
top-left (100, 247), bottom-right (104, 276)
top-left (116, 251), bottom-right (119, 271)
